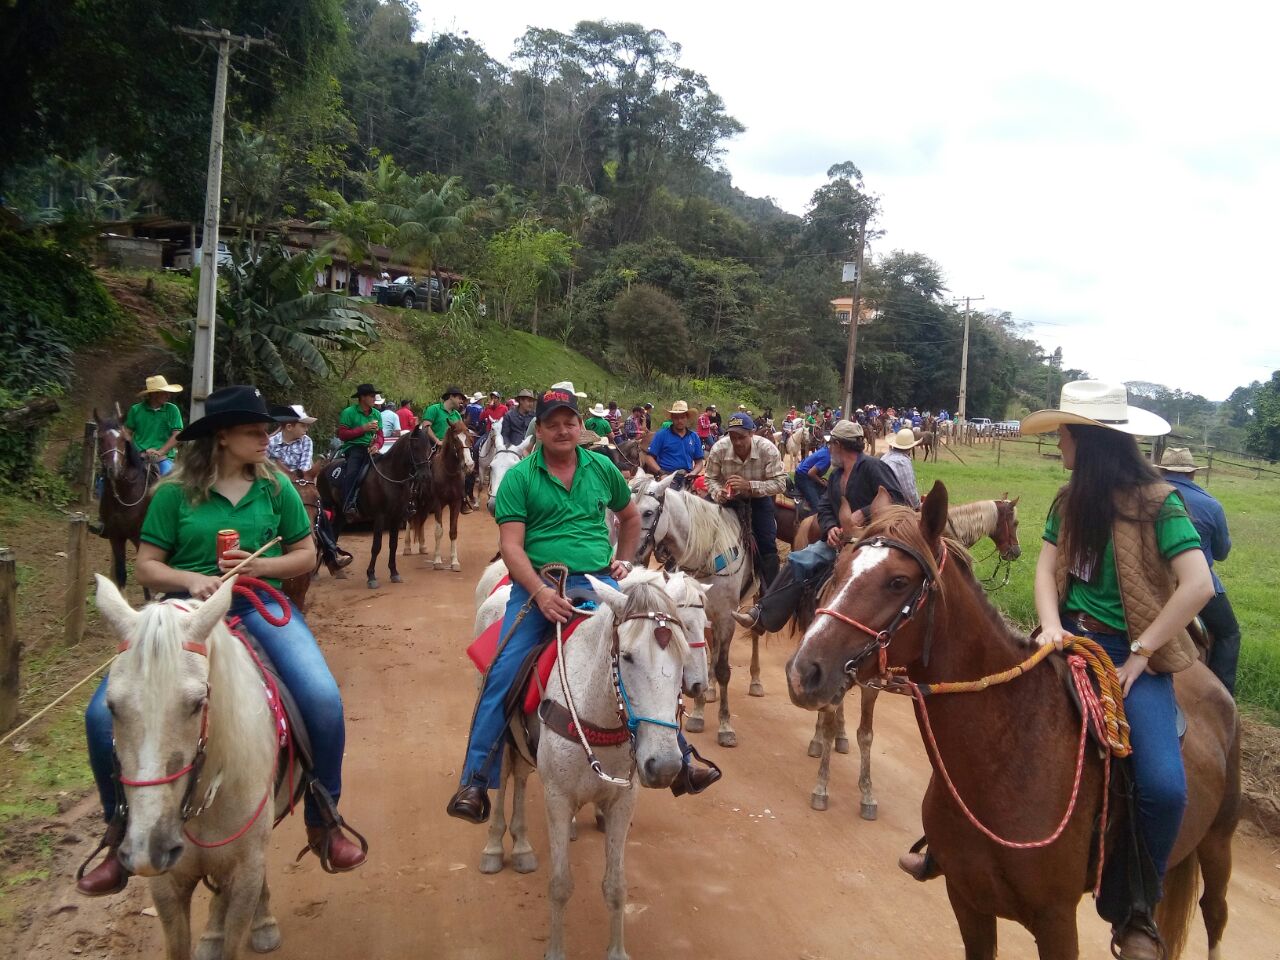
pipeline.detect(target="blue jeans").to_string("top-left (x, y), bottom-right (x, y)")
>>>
top-left (787, 540), bottom-right (838, 583)
top-left (1068, 620), bottom-right (1186, 907)
top-left (154, 458), bottom-right (174, 477)
top-left (794, 472), bottom-right (825, 512)
top-left (460, 575), bottom-right (695, 789)
top-left (86, 590), bottom-right (346, 826)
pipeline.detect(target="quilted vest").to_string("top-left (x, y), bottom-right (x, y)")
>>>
top-left (1054, 481), bottom-right (1197, 673)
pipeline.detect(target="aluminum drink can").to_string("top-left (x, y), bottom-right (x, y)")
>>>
top-left (216, 529), bottom-right (240, 561)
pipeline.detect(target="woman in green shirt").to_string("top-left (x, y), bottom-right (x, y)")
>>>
top-left (78, 386), bottom-right (366, 897)
top-left (1029, 382), bottom-right (1213, 959)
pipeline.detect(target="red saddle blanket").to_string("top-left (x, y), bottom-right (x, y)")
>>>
top-left (467, 614), bottom-right (588, 714)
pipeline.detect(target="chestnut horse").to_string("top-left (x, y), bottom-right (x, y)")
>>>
top-left (318, 425), bottom-right (433, 589)
top-left (788, 482), bottom-right (1239, 960)
top-left (280, 464), bottom-right (324, 612)
top-left (408, 417), bottom-right (472, 571)
top-left (93, 411), bottom-right (156, 596)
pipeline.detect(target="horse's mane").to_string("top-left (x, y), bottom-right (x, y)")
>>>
top-left (944, 499), bottom-right (998, 548)
top-left (129, 600), bottom-right (276, 792)
top-left (673, 491), bottom-right (742, 572)
top-left (617, 570), bottom-right (688, 658)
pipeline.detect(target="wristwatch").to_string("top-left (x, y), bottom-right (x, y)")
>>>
top-left (1129, 639), bottom-right (1154, 658)
top-left (617, 560), bottom-right (633, 573)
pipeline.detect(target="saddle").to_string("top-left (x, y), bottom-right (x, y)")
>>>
top-left (466, 607), bottom-right (591, 716)
top-left (325, 455), bottom-right (372, 509)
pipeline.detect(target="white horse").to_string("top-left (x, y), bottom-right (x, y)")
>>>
top-left (480, 431), bottom-right (531, 515)
top-left (783, 430), bottom-right (805, 470)
top-left (628, 470), bottom-right (760, 748)
top-left (94, 576), bottom-right (295, 960)
top-left (473, 571), bottom-right (689, 960)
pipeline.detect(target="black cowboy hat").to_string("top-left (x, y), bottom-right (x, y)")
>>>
top-left (441, 384), bottom-right (466, 400)
top-left (178, 386), bottom-right (279, 440)
top-left (269, 403), bottom-right (300, 424)
top-left (351, 383), bottom-right (379, 398)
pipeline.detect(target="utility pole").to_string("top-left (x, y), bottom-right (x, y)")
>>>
top-left (840, 216), bottom-right (868, 417)
top-left (176, 27), bottom-right (271, 420)
top-left (952, 295), bottom-right (983, 423)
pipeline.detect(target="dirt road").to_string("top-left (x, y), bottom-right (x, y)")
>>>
top-left (16, 510), bottom-right (1280, 958)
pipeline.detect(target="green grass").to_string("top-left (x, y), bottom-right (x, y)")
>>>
top-left (915, 437), bottom-right (1280, 721)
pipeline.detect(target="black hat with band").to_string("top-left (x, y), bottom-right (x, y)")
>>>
top-left (441, 384), bottom-right (467, 401)
top-left (536, 386), bottom-right (580, 421)
top-left (177, 385), bottom-right (279, 440)
top-left (351, 383), bottom-right (379, 398)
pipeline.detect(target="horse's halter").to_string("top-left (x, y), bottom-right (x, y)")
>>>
top-left (635, 481), bottom-right (669, 564)
top-left (113, 634), bottom-right (213, 822)
top-left (98, 427), bottom-right (153, 507)
top-left (814, 535), bottom-right (947, 685)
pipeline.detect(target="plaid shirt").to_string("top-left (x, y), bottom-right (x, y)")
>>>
top-left (704, 435), bottom-right (786, 500)
top-left (268, 432), bottom-right (313, 473)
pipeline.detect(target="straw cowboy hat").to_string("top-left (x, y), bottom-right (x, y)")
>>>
top-left (588, 403), bottom-right (609, 418)
top-left (1021, 380), bottom-right (1171, 437)
top-left (139, 375), bottom-right (183, 396)
top-left (888, 427), bottom-right (922, 450)
top-left (667, 400), bottom-right (691, 415)
top-left (1158, 447), bottom-right (1200, 473)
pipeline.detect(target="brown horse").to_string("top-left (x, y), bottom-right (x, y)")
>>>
top-left (318, 425), bottom-right (433, 589)
top-left (280, 464), bottom-right (325, 612)
top-left (93, 410), bottom-right (156, 596)
top-left (800, 496), bottom-right (1022, 818)
top-left (408, 417), bottom-right (472, 571)
top-left (788, 482), bottom-right (1239, 960)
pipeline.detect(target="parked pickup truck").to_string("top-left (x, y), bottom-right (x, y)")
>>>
top-left (373, 275), bottom-right (451, 311)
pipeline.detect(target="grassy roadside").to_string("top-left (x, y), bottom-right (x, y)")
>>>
top-left (915, 435), bottom-right (1280, 722)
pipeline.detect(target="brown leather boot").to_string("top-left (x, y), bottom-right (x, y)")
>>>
top-left (670, 763), bottom-right (722, 797)
top-left (897, 851), bottom-right (941, 882)
top-left (445, 784), bottom-right (491, 823)
top-left (76, 849), bottom-right (129, 897)
top-left (304, 825), bottom-right (367, 872)
top-left (1111, 924), bottom-right (1163, 960)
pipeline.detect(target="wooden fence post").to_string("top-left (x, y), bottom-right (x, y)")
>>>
top-left (1205, 451), bottom-right (1212, 487)
top-left (80, 420), bottom-right (97, 507)
top-left (996, 437), bottom-right (1002, 467)
top-left (65, 514), bottom-right (89, 646)
top-left (0, 547), bottom-right (17, 731)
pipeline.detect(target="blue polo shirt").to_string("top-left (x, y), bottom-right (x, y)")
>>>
top-left (647, 426), bottom-right (704, 473)
top-left (1163, 473), bottom-right (1231, 593)
top-left (798, 446), bottom-right (831, 477)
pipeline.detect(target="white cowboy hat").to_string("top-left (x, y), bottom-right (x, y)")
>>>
top-left (289, 404), bottom-right (317, 425)
top-left (588, 403), bottom-right (608, 417)
top-left (139, 375), bottom-right (183, 395)
top-left (374, 394), bottom-right (386, 406)
top-left (1021, 380), bottom-right (1170, 436)
top-left (550, 380), bottom-right (588, 398)
top-left (470, 391), bottom-right (485, 403)
top-left (888, 427), bottom-right (921, 450)
top-left (667, 400), bottom-right (691, 415)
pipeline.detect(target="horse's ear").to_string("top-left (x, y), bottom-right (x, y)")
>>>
top-left (1010, 495), bottom-right (1020, 507)
top-left (585, 574), bottom-right (628, 617)
top-left (1002, 491), bottom-right (1009, 501)
top-left (95, 574), bottom-right (139, 637)
top-left (186, 578), bottom-right (236, 642)
top-left (655, 471), bottom-right (678, 494)
top-left (920, 481), bottom-right (948, 546)
top-left (869, 485), bottom-right (894, 519)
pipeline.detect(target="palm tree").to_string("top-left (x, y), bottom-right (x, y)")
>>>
top-left (554, 184), bottom-right (608, 301)
top-left (392, 176), bottom-right (480, 307)
top-left (310, 192), bottom-right (393, 276)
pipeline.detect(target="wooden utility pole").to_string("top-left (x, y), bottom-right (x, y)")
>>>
top-left (0, 548), bottom-right (17, 730)
top-left (953, 295), bottom-right (983, 423)
top-left (841, 217), bottom-right (868, 416)
top-left (176, 27), bottom-right (272, 420)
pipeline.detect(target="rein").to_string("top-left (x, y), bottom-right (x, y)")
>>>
top-left (113, 577), bottom-right (295, 847)
top-left (822, 532), bottom-right (1130, 890)
top-left (100, 434), bottom-right (155, 508)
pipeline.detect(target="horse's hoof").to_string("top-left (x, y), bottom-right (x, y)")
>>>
top-left (512, 851), bottom-right (538, 874)
top-left (704, 687), bottom-right (718, 703)
top-left (250, 920), bottom-right (282, 953)
top-left (717, 730), bottom-right (738, 748)
top-left (390, 574), bottom-right (403, 583)
top-left (333, 569), bottom-right (349, 580)
top-left (479, 852), bottom-right (505, 875)
top-left (860, 801), bottom-right (879, 821)
top-left (451, 561), bottom-right (462, 572)
top-left (433, 560), bottom-right (445, 570)
top-left (807, 738), bottom-right (823, 758)
top-left (195, 937), bottom-right (224, 960)
top-left (835, 737), bottom-right (851, 755)
top-left (748, 680), bottom-right (765, 698)
top-left (685, 716), bottom-right (705, 734)
top-left (367, 579), bottom-right (379, 589)
top-left (810, 793), bottom-right (829, 812)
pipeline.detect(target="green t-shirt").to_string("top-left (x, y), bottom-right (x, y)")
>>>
top-left (495, 445), bottom-right (632, 573)
top-left (584, 416), bottom-right (613, 436)
top-left (125, 401), bottom-right (184, 460)
top-left (339, 403), bottom-right (380, 453)
top-left (422, 402), bottom-right (461, 440)
top-left (140, 476), bottom-right (311, 587)
top-left (1042, 491), bottom-right (1201, 632)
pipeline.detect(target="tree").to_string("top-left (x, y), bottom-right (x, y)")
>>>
top-left (801, 162), bottom-right (879, 262)
top-left (480, 222), bottom-right (576, 331)
top-left (161, 240), bottom-right (377, 388)
top-left (1245, 371), bottom-right (1280, 461)
top-left (608, 285), bottom-right (689, 381)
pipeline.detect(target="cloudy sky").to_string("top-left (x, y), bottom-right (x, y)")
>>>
top-left (424, 1), bottom-right (1279, 400)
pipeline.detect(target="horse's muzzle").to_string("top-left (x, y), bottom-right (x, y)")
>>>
top-left (786, 652), bottom-right (840, 710)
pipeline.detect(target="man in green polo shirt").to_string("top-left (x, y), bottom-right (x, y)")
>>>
top-left (123, 375), bottom-right (185, 476)
top-left (422, 385), bottom-right (466, 445)
top-left (335, 382), bottom-right (381, 518)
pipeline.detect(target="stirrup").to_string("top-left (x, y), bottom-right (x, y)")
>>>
top-left (76, 814), bottom-right (130, 891)
top-left (293, 780), bottom-right (370, 874)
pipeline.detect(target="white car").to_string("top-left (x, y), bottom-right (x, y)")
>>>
top-left (173, 242), bottom-right (233, 271)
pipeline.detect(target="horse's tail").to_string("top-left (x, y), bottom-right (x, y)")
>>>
top-left (1154, 852), bottom-right (1200, 960)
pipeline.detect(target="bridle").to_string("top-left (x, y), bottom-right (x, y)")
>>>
top-left (98, 428), bottom-right (154, 508)
top-left (368, 429), bottom-right (431, 486)
top-left (973, 500), bottom-right (1019, 592)
top-left (635, 481), bottom-right (669, 563)
top-left (814, 534), bottom-right (947, 685)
